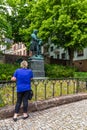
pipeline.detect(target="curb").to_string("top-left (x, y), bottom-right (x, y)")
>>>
top-left (0, 93), bottom-right (87, 119)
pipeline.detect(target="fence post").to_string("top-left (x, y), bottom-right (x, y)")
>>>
top-left (76, 79), bottom-right (79, 93)
top-left (67, 81), bottom-right (69, 94)
top-left (60, 82), bottom-right (62, 96)
top-left (86, 79), bottom-right (87, 90)
top-left (52, 81), bottom-right (55, 98)
top-left (44, 83), bottom-right (47, 99)
top-left (34, 81), bottom-right (38, 101)
top-left (12, 86), bottom-right (14, 105)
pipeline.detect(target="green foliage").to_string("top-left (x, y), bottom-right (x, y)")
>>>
top-left (45, 64), bottom-right (76, 78)
top-left (21, 0), bottom-right (87, 64)
top-left (0, 1), bottom-right (12, 40)
top-left (74, 72), bottom-right (87, 78)
top-left (1, 0), bottom-right (87, 60)
top-left (0, 63), bottom-right (19, 80)
top-left (0, 63), bottom-right (77, 80)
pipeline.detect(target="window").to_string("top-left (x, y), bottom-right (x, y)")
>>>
top-left (62, 53), bottom-right (65, 59)
top-left (20, 51), bottom-right (22, 55)
top-left (50, 46), bottom-right (53, 52)
top-left (14, 45), bottom-right (16, 50)
top-left (57, 54), bottom-right (59, 59)
top-left (77, 50), bottom-right (84, 56)
top-left (17, 52), bottom-right (19, 55)
top-left (23, 50), bottom-right (26, 55)
top-left (18, 43), bottom-right (22, 49)
top-left (51, 56), bottom-right (53, 59)
top-left (23, 44), bottom-right (25, 48)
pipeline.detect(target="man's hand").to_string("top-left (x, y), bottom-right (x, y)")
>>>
top-left (11, 77), bottom-right (16, 81)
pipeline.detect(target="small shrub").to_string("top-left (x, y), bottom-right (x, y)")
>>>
top-left (0, 63), bottom-right (19, 80)
top-left (45, 64), bottom-right (76, 78)
top-left (1, 74), bottom-right (7, 80)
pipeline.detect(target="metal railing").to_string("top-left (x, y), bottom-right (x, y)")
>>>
top-left (0, 78), bottom-right (87, 107)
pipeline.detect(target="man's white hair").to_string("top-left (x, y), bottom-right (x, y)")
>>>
top-left (20, 60), bottom-right (28, 68)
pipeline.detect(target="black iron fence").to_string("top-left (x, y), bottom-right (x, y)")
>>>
top-left (0, 78), bottom-right (87, 107)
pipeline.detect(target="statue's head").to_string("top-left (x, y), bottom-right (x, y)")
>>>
top-left (33, 29), bottom-right (38, 35)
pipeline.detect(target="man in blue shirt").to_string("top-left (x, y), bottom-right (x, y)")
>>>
top-left (11, 60), bottom-right (33, 121)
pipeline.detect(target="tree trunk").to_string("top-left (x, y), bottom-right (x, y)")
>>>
top-left (68, 48), bottom-right (74, 66)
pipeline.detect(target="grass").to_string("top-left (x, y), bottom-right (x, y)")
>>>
top-left (74, 72), bottom-right (87, 78)
top-left (0, 85), bottom-right (17, 107)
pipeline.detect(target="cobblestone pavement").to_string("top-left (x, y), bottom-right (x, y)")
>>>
top-left (1, 100), bottom-right (87, 130)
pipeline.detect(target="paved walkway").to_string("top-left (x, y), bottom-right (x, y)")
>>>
top-left (0, 100), bottom-right (87, 130)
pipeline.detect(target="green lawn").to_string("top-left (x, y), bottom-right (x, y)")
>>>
top-left (74, 72), bottom-right (87, 78)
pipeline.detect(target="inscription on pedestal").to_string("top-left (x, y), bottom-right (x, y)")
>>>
top-left (28, 59), bottom-right (45, 77)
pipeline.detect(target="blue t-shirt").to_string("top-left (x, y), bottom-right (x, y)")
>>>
top-left (13, 68), bottom-right (33, 92)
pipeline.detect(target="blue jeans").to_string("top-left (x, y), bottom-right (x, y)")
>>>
top-left (15, 90), bottom-right (29, 113)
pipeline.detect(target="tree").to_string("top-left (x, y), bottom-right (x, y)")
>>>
top-left (23, 0), bottom-right (87, 65)
top-left (0, 1), bottom-right (12, 44)
top-left (6, 0), bottom-right (33, 54)
top-left (53, 0), bottom-right (87, 65)
top-left (1, 0), bottom-right (87, 64)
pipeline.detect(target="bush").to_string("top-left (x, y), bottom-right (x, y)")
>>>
top-left (45, 64), bottom-right (76, 78)
top-left (0, 63), bottom-right (77, 80)
top-left (0, 63), bottom-right (19, 80)
top-left (1, 74), bottom-right (7, 80)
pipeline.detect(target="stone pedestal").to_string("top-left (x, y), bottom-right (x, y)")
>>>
top-left (28, 57), bottom-right (45, 78)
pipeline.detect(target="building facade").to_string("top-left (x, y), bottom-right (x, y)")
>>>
top-left (0, 42), bottom-right (27, 56)
top-left (12, 42), bottom-right (27, 56)
top-left (43, 43), bottom-right (87, 71)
